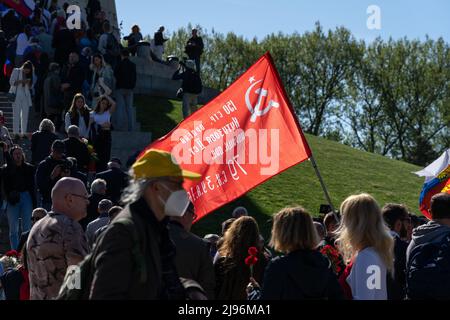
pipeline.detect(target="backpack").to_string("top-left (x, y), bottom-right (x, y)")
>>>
top-left (106, 33), bottom-right (121, 57)
top-left (56, 217), bottom-right (147, 300)
top-left (406, 232), bottom-right (450, 300)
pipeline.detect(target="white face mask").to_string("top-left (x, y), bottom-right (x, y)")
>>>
top-left (158, 182), bottom-right (190, 217)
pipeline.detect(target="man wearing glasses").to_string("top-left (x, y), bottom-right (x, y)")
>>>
top-left (27, 178), bottom-right (89, 300)
top-left (17, 208), bottom-right (48, 253)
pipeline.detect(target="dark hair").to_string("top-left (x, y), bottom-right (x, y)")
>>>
top-left (430, 193), bottom-right (450, 220)
top-left (10, 145), bottom-right (25, 166)
top-left (323, 212), bottom-right (339, 230)
top-left (21, 60), bottom-right (34, 80)
top-left (382, 203), bottom-right (409, 229)
top-left (94, 96), bottom-right (111, 113)
top-left (93, 53), bottom-right (103, 62)
top-left (68, 93), bottom-right (91, 126)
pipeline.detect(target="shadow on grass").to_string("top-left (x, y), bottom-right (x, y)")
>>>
top-left (134, 95), bottom-right (181, 140)
top-left (192, 195), bottom-right (274, 240)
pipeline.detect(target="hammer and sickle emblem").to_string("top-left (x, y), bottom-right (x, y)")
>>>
top-left (245, 80), bottom-right (280, 123)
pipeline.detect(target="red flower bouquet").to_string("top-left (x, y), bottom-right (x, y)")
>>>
top-left (320, 245), bottom-right (344, 275)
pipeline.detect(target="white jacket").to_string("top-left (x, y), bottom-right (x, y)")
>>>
top-left (9, 68), bottom-right (36, 107)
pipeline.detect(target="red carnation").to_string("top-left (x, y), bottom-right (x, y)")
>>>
top-left (245, 247), bottom-right (259, 278)
top-left (5, 250), bottom-right (19, 258)
top-left (245, 255), bottom-right (259, 266)
top-left (248, 247), bottom-right (258, 257)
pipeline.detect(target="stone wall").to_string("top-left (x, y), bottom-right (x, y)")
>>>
top-left (131, 55), bottom-right (220, 104)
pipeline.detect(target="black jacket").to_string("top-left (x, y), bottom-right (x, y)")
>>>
top-left (172, 69), bottom-right (202, 95)
top-left (95, 168), bottom-right (129, 205)
top-left (2, 162), bottom-right (36, 208)
top-left (31, 131), bottom-right (58, 165)
top-left (89, 198), bottom-right (184, 300)
top-left (63, 137), bottom-right (90, 172)
top-left (114, 58), bottom-right (137, 90)
top-left (35, 156), bottom-right (67, 203)
top-left (185, 36), bottom-right (204, 58)
top-left (168, 221), bottom-right (215, 299)
top-left (261, 250), bottom-right (344, 300)
top-left (154, 31), bottom-right (167, 46)
top-left (393, 235), bottom-right (408, 298)
top-left (61, 62), bottom-right (85, 93)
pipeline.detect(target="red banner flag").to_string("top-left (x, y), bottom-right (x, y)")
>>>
top-left (146, 52), bottom-right (312, 221)
top-left (2, 0), bottom-right (35, 17)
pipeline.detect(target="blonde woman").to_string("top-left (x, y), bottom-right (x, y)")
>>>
top-left (9, 61), bottom-right (36, 136)
top-left (254, 207), bottom-right (343, 300)
top-left (336, 194), bottom-right (394, 300)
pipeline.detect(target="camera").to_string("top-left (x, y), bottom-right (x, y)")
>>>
top-left (319, 204), bottom-right (333, 214)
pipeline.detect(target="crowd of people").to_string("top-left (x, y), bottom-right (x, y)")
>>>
top-left (0, 1), bottom-right (448, 303)
top-left (1, 0), bottom-right (141, 136)
top-left (0, 146), bottom-right (448, 301)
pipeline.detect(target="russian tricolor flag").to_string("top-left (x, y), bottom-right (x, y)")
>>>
top-left (2, 0), bottom-right (35, 17)
top-left (415, 149), bottom-right (450, 219)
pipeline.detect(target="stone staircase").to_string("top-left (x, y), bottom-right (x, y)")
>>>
top-left (0, 93), bottom-right (14, 133)
top-left (0, 94), bottom-right (153, 254)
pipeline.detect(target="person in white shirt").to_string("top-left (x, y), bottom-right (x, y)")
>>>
top-left (15, 25), bottom-right (32, 67)
top-left (9, 61), bottom-right (36, 136)
top-left (90, 95), bottom-right (116, 172)
top-left (336, 193), bottom-right (394, 300)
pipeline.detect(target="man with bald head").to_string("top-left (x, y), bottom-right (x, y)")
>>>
top-left (27, 178), bottom-right (90, 300)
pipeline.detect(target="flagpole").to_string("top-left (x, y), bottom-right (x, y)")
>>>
top-left (309, 155), bottom-right (337, 216)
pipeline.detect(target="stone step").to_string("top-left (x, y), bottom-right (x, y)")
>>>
top-left (111, 131), bottom-right (152, 166)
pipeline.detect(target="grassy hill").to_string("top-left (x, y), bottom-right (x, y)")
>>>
top-left (135, 95), bottom-right (424, 239)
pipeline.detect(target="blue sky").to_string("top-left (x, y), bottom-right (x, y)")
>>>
top-left (116, 0), bottom-right (450, 42)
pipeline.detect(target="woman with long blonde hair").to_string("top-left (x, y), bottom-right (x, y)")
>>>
top-left (336, 194), bottom-right (394, 300)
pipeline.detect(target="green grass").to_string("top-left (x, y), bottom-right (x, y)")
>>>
top-left (135, 95), bottom-right (424, 239)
